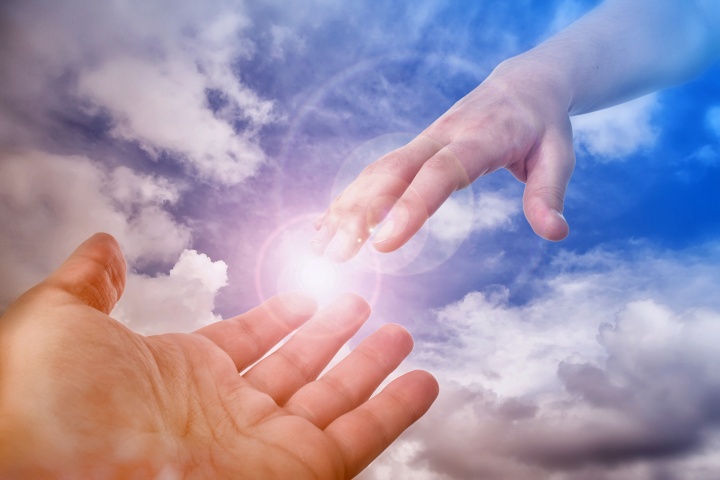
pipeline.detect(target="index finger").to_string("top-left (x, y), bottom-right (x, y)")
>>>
top-left (194, 293), bottom-right (318, 371)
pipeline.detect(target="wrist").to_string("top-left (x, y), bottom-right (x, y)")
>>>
top-left (484, 54), bottom-right (574, 117)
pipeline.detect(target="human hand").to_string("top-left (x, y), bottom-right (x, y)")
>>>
top-left (312, 59), bottom-right (575, 262)
top-left (0, 233), bottom-right (438, 479)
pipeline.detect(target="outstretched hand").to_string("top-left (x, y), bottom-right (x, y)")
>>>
top-left (0, 233), bottom-right (438, 479)
top-left (313, 64), bottom-right (575, 262)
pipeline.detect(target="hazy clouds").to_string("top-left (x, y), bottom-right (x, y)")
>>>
top-left (3, 0), bottom-right (720, 479)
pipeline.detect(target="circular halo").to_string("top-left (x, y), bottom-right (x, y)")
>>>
top-left (254, 213), bottom-right (383, 307)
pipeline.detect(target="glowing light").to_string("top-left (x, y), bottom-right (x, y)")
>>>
top-left (294, 256), bottom-right (339, 298)
top-left (254, 213), bottom-right (383, 307)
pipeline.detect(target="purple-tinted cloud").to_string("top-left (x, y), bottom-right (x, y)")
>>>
top-left (3, 0), bottom-right (720, 479)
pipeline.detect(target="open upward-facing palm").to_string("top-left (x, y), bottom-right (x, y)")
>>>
top-left (0, 233), bottom-right (438, 479)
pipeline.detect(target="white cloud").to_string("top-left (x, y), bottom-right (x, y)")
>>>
top-left (472, 190), bottom-right (522, 234)
top-left (572, 94), bottom-right (660, 160)
top-left (270, 24), bottom-right (306, 60)
top-left (78, 55), bottom-right (267, 184)
top-left (415, 284), bottom-right (606, 398)
top-left (1, 0), bottom-right (275, 184)
top-left (363, 243), bottom-right (720, 479)
top-left (108, 166), bottom-right (181, 206)
top-left (0, 150), bottom-right (231, 333)
top-left (431, 189), bottom-right (520, 244)
top-left (0, 150), bottom-right (230, 334)
top-left (0, 150), bottom-right (188, 300)
top-left (113, 249), bottom-right (228, 335)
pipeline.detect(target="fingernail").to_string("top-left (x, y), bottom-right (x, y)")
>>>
top-left (552, 210), bottom-right (568, 227)
top-left (326, 230), bottom-right (352, 262)
top-left (373, 219), bottom-right (397, 244)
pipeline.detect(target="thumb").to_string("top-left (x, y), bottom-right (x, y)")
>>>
top-left (522, 127), bottom-right (575, 241)
top-left (43, 233), bottom-right (127, 314)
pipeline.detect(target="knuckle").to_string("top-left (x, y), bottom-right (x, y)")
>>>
top-left (375, 150), bottom-right (411, 176)
top-left (431, 114), bottom-right (454, 134)
top-left (359, 160), bottom-right (380, 177)
top-left (423, 152), bottom-right (458, 174)
top-left (421, 152), bottom-right (469, 188)
top-left (277, 348), bottom-right (313, 384)
top-left (528, 185), bottom-right (565, 208)
top-left (320, 375), bottom-right (358, 407)
top-left (335, 200), bottom-right (367, 218)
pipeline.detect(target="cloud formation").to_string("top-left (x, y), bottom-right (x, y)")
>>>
top-left (0, 0), bottom-right (273, 184)
top-left (572, 94), bottom-right (660, 160)
top-left (113, 249), bottom-right (228, 335)
top-left (0, 150), bottom-right (229, 332)
top-left (0, 0), bottom-right (270, 329)
top-left (3, 0), bottom-right (719, 478)
top-left (0, 151), bottom-right (188, 301)
top-left (363, 244), bottom-right (720, 479)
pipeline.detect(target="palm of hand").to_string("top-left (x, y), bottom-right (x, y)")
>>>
top-left (0, 234), bottom-right (437, 479)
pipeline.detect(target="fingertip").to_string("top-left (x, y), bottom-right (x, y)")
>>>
top-left (313, 214), bottom-right (325, 231)
top-left (524, 188), bottom-right (569, 242)
top-left (325, 229), bottom-right (364, 263)
top-left (379, 370), bottom-right (439, 424)
top-left (372, 226), bottom-right (411, 253)
top-left (548, 210), bottom-right (570, 241)
top-left (372, 237), bottom-right (401, 253)
top-left (276, 292), bottom-right (319, 319)
top-left (533, 209), bottom-right (569, 242)
top-left (334, 292), bottom-right (372, 319)
top-left (82, 232), bottom-right (125, 266)
top-left (382, 322), bottom-right (412, 339)
top-left (47, 232), bottom-right (127, 314)
top-left (370, 219), bottom-right (397, 250)
top-left (82, 232), bottom-right (127, 285)
top-left (414, 369), bottom-right (440, 397)
top-left (379, 323), bottom-right (414, 352)
top-left (370, 200), bottom-right (419, 253)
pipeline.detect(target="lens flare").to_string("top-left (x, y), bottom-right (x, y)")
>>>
top-left (255, 214), bottom-right (382, 307)
top-left (293, 256), bottom-right (339, 299)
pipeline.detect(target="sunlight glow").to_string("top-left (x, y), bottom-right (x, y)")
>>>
top-left (294, 256), bottom-right (339, 298)
top-left (255, 214), bottom-right (382, 307)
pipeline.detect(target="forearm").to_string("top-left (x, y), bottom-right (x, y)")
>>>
top-left (493, 0), bottom-right (720, 115)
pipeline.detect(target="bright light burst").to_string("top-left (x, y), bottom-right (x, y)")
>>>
top-left (255, 214), bottom-right (382, 306)
top-left (291, 255), bottom-right (340, 299)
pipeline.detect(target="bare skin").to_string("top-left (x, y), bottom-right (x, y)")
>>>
top-left (0, 233), bottom-right (438, 479)
top-left (313, 0), bottom-right (720, 262)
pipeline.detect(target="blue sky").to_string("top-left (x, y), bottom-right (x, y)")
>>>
top-left (2, 0), bottom-right (720, 478)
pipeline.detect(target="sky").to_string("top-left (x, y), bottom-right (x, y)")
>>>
top-left (1, 0), bottom-right (720, 478)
